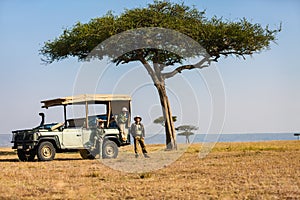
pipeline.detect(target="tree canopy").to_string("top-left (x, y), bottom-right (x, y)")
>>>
top-left (41, 1), bottom-right (280, 66)
top-left (176, 125), bottom-right (198, 132)
top-left (176, 125), bottom-right (198, 144)
top-left (154, 116), bottom-right (177, 127)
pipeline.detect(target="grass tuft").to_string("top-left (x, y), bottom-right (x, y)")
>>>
top-left (139, 173), bottom-right (152, 179)
top-left (86, 172), bottom-right (100, 178)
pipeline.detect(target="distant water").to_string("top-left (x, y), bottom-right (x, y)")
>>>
top-left (0, 134), bottom-right (12, 147)
top-left (146, 133), bottom-right (298, 144)
top-left (1, 133), bottom-right (298, 147)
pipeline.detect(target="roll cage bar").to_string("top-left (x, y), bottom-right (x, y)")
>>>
top-left (41, 94), bottom-right (131, 129)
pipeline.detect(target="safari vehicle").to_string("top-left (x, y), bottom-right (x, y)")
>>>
top-left (12, 94), bottom-right (131, 161)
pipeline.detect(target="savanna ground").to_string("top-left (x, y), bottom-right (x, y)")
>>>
top-left (0, 140), bottom-right (299, 199)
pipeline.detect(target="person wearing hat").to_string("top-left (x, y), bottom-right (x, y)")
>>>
top-left (115, 107), bottom-right (129, 141)
top-left (91, 119), bottom-right (105, 150)
top-left (130, 115), bottom-right (150, 158)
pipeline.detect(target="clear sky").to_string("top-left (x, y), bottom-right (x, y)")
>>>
top-left (0, 0), bottom-right (299, 135)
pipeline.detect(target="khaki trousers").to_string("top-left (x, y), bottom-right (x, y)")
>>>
top-left (133, 136), bottom-right (148, 154)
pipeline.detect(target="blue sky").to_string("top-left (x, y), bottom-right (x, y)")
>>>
top-left (0, 0), bottom-right (299, 135)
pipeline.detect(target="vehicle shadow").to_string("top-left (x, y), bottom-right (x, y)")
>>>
top-left (0, 158), bottom-right (84, 162)
top-left (54, 158), bottom-right (83, 161)
top-left (0, 151), bottom-right (16, 156)
top-left (0, 158), bottom-right (20, 162)
top-left (0, 150), bottom-right (83, 162)
top-left (0, 150), bottom-right (18, 162)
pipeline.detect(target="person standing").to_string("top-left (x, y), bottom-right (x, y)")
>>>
top-left (91, 119), bottom-right (105, 157)
top-left (116, 107), bottom-right (129, 141)
top-left (130, 115), bottom-right (150, 158)
top-left (96, 119), bottom-right (105, 158)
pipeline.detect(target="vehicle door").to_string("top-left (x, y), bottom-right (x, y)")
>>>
top-left (61, 128), bottom-right (83, 148)
top-left (82, 128), bottom-right (93, 147)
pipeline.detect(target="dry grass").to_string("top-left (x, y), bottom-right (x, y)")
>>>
top-left (0, 140), bottom-right (299, 199)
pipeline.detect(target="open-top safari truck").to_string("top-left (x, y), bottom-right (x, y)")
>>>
top-left (12, 94), bottom-right (131, 161)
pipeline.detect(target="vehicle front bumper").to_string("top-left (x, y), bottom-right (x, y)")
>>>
top-left (12, 141), bottom-right (38, 150)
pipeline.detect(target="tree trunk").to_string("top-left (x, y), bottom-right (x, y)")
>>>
top-left (155, 83), bottom-right (177, 150)
top-left (139, 58), bottom-right (177, 150)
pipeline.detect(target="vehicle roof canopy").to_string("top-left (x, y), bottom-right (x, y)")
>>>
top-left (41, 94), bottom-right (131, 108)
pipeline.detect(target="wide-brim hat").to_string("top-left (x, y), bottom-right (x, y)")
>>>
top-left (134, 115), bottom-right (142, 121)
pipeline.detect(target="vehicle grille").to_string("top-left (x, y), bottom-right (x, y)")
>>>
top-left (15, 132), bottom-right (34, 141)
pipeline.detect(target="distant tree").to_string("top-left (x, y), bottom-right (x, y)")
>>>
top-left (154, 116), bottom-right (177, 127)
top-left (176, 125), bottom-right (198, 143)
top-left (40, 1), bottom-right (280, 150)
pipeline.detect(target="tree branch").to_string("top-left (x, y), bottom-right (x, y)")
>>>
top-left (219, 51), bottom-right (248, 59)
top-left (162, 57), bottom-right (210, 79)
top-left (138, 56), bottom-right (160, 84)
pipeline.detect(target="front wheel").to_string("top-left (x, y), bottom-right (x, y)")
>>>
top-left (28, 149), bottom-right (36, 161)
top-left (17, 150), bottom-right (27, 161)
top-left (17, 149), bottom-right (36, 161)
top-left (37, 141), bottom-right (56, 161)
top-left (102, 140), bottom-right (118, 159)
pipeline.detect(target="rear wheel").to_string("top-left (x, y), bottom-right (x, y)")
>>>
top-left (79, 149), bottom-right (95, 159)
top-left (37, 141), bottom-right (56, 161)
top-left (102, 140), bottom-right (118, 159)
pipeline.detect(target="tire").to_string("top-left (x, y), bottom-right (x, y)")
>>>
top-left (102, 140), bottom-right (118, 159)
top-left (27, 149), bottom-right (36, 161)
top-left (17, 149), bottom-right (36, 161)
top-left (37, 141), bottom-right (56, 161)
top-left (17, 150), bottom-right (28, 161)
top-left (79, 149), bottom-right (95, 160)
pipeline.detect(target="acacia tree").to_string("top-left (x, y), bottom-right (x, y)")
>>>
top-left (154, 116), bottom-right (177, 127)
top-left (40, 1), bottom-right (280, 150)
top-left (176, 125), bottom-right (198, 144)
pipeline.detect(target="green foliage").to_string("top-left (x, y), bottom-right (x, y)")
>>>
top-left (154, 116), bottom-right (177, 127)
top-left (176, 125), bottom-right (197, 139)
top-left (177, 131), bottom-right (194, 136)
top-left (176, 125), bottom-right (198, 131)
top-left (40, 1), bottom-right (280, 65)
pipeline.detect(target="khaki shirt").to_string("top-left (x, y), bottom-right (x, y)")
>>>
top-left (130, 122), bottom-right (145, 138)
